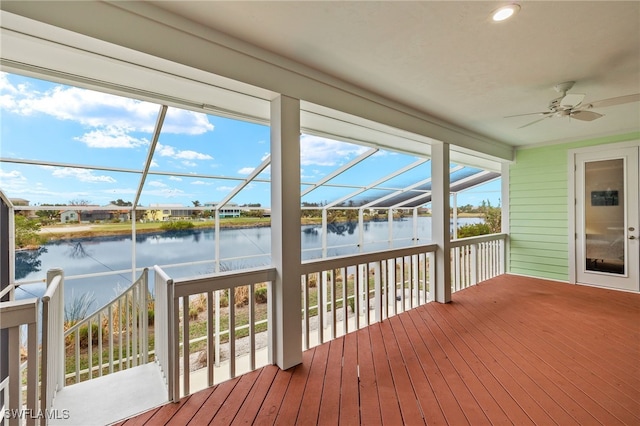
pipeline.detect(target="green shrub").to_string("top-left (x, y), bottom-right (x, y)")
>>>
top-left (347, 295), bottom-right (355, 313)
top-left (78, 323), bottom-right (100, 346)
top-left (255, 287), bottom-right (268, 304)
top-left (14, 215), bottom-right (46, 249)
top-left (456, 223), bottom-right (492, 238)
top-left (161, 220), bottom-right (194, 231)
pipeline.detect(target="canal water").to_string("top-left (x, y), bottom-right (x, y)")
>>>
top-left (15, 217), bottom-right (481, 309)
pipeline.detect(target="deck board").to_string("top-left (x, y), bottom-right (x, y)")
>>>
top-left (252, 368), bottom-right (293, 425)
top-left (317, 338), bottom-right (344, 425)
top-left (273, 349), bottom-right (313, 424)
top-left (121, 275), bottom-right (640, 425)
top-left (338, 332), bottom-right (360, 425)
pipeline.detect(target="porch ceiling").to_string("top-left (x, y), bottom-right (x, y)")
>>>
top-left (1, 1), bottom-right (637, 150)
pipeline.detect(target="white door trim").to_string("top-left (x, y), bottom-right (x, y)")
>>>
top-left (568, 139), bottom-right (640, 290)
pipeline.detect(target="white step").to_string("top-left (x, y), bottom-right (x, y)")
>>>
top-left (50, 363), bottom-right (168, 426)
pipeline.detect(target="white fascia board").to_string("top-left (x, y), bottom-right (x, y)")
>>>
top-left (0, 16), bottom-right (272, 124)
top-left (0, 1), bottom-right (514, 162)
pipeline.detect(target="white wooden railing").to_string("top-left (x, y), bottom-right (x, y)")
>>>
top-left (450, 233), bottom-right (506, 292)
top-left (300, 244), bottom-right (437, 349)
top-left (40, 269), bottom-right (64, 418)
top-left (41, 268), bottom-right (150, 401)
top-left (153, 265), bottom-right (173, 401)
top-left (155, 265), bottom-right (276, 401)
top-left (0, 297), bottom-right (39, 426)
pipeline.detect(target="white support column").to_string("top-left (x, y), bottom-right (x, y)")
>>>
top-left (270, 95), bottom-right (302, 369)
top-left (432, 143), bottom-right (452, 303)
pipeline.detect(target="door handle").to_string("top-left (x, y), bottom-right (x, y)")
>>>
top-left (630, 235), bottom-right (637, 240)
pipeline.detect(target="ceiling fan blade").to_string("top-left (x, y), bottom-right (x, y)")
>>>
top-left (584, 93), bottom-right (640, 109)
top-left (518, 116), bottom-right (551, 129)
top-left (571, 110), bottom-right (603, 121)
top-left (561, 93), bottom-right (585, 108)
top-left (504, 111), bottom-right (551, 118)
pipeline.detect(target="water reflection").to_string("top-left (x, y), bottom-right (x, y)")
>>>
top-left (14, 217), bottom-right (480, 309)
top-left (15, 246), bottom-right (47, 280)
top-left (327, 220), bottom-right (358, 235)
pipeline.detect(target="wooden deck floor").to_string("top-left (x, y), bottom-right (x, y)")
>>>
top-left (117, 275), bottom-right (640, 425)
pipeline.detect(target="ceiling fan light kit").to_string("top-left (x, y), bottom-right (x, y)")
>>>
top-left (506, 81), bottom-right (640, 128)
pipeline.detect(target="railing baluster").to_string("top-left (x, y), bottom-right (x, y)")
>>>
top-left (374, 261), bottom-right (382, 323)
top-left (132, 285), bottom-right (138, 367)
top-left (399, 258), bottom-right (404, 311)
top-left (75, 328), bottom-right (80, 383)
top-left (250, 284), bottom-right (256, 371)
top-left (363, 263), bottom-right (370, 326)
top-left (330, 269), bottom-right (337, 340)
top-left (98, 313), bottom-right (103, 376)
top-left (207, 291), bottom-right (215, 387)
top-left (126, 293), bottom-right (131, 369)
top-left (88, 317), bottom-right (93, 380)
top-left (353, 265), bottom-right (360, 330)
top-left (182, 296), bottom-right (190, 397)
top-left (118, 299), bottom-right (123, 372)
top-left (318, 271), bottom-right (325, 344)
top-left (229, 289), bottom-right (236, 378)
top-left (215, 290), bottom-right (221, 368)
top-left (341, 267), bottom-right (348, 336)
top-left (109, 305), bottom-right (114, 374)
top-left (388, 259), bottom-right (396, 317)
top-left (415, 255), bottom-right (421, 305)
top-left (303, 274), bottom-right (310, 350)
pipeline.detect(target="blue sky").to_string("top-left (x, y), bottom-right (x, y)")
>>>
top-left (0, 72), bottom-right (500, 208)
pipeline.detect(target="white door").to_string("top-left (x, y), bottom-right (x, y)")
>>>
top-left (575, 146), bottom-right (639, 292)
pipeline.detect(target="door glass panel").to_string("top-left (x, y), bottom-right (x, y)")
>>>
top-left (584, 159), bottom-right (625, 274)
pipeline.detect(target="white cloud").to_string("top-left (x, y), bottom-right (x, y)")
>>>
top-left (4, 83), bottom-right (159, 130)
top-left (156, 143), bottom-right (213, 161)
top-left (75, 126), bottom-right (149, 149)
top-left (182, 160), bottom-right (197, 168)
top-left (237, 167), bottom-right (255, 175)
top-left (300, 135), bottom-right (368, 166)
top-left (147, 181), bottom-right (167, 188)
top-left (164, 108), bottom-right (214, 135)
top-left (216, 185), bottom-right (235, 192)
top-left (168, 176), bottom-right (182, 181)
top-left (140, 188), bottom-right (185, 198)
top-left (0, 169), bottom-right (26, 180)
top-left (0, 74), bottom-right (214, 150)
top-left (51, 168), bottom-right (116, 183)
top-left (191, 181), bottom-right (209, 185)
top-left (150, 160), bottom-right (159, 168)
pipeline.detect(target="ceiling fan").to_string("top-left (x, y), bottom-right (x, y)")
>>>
top-left (506, 81), bottom-right (640, 128)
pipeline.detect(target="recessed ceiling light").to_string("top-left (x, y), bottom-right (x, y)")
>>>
top-left (491, 4), bottom-right (520, 22)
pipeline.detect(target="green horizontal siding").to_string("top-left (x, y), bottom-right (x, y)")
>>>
top-left (510, 204), bottom-right (568, 214)
top-left (510, 188), bottom-right (568, 199)
top-left (508, 132), bottom-right (640, 281)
